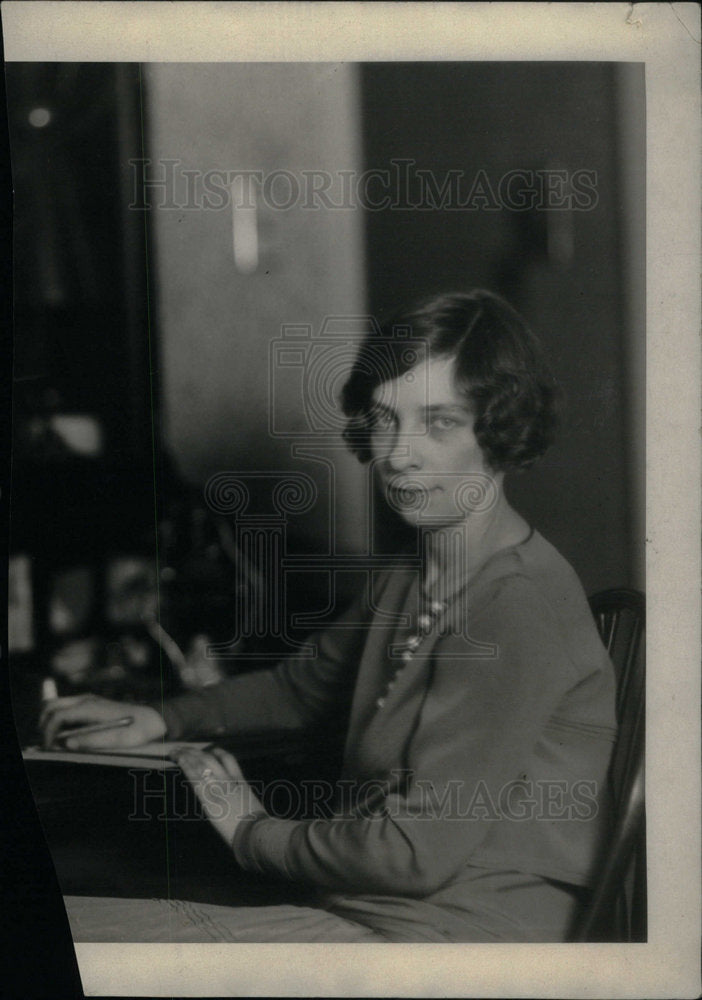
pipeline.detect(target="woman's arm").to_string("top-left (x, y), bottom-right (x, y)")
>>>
top-left (155, 608), bottom-right (368, 740)
top-left (225, 576), bottom-right (585, 896)
top-left (41, 578), bottom-right (374, 748)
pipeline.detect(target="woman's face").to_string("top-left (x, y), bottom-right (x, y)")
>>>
top-left (369, 355), bottom-right (501, 527)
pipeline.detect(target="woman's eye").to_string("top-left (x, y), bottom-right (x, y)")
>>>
top-left (432, 416), bottom-right (457, 431)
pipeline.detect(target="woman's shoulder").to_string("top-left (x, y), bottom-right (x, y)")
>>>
top-left (476, 530), bottom-right (591, 615)
top-left (467, 531), bottom-right (612, 675)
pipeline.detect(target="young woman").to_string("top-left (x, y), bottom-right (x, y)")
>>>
top-left (42, 290), bottom-right (617, 943)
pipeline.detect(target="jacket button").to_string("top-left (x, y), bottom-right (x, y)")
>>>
top-left (376, 697), bottom-right (386, 709)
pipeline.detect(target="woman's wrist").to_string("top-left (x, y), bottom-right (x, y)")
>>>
top-left (229, 809), bottom-right (268, 864)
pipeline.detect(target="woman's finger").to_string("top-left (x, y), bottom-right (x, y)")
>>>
top-left (174, 750), bottom-right (204, 774)
top-left (210, 747), bottom-right (244, 780)
top-left (62, 726), bottom-right (138, 751)
top-left (39, 694), bottom-right (92, 732)
top-left (42, 696), bottom-right (109, 748)
top-left (175, 749), bottom-right (229, 782)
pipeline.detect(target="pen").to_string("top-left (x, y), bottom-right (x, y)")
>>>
top-left (55, 716), bottom-right (135, 742)
top-left (143, 615), bottom-right (189, 674)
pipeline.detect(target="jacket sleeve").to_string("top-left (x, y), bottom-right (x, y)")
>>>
top-left (154, 582), bottom-right (373, 740)
top-left (230, 574), bottom-right (582, 895)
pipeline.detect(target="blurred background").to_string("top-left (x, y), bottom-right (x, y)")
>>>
top-left (6, 62), bottom-right (645, 735)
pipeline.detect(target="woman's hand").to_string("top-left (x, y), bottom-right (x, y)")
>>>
top-left (174, 747), bottom-right (267, 847)
top-left (40, 694), bottom-right (167, 750)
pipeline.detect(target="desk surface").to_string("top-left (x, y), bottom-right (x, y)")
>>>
top-left (23, 737), bottom-right (328, 909)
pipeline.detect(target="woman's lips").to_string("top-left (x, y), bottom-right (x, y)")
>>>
top-left (386, 484), bottom-right (442, 504)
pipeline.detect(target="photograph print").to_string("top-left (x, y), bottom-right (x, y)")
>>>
top-left (5, 45), bottom-right (649, 971)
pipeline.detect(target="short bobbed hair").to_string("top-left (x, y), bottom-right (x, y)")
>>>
top-left (341, 289), bottom-right (562, 472)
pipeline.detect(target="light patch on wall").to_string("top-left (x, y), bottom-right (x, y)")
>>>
top-left (231, 176), bottom-right (259, 274)
top-left (49, 414), bottom-right (103, 457)
top-left (28, 106), bottom-right (51, 128)
top-left (9, 554), bottom-right (33, 652)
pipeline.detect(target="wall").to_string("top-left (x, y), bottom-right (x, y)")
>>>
top-left (613, 63), bottom-right (646, 591)
top-left (145, 63), bottom-right (367, 553)
top-left (146, 62), bottom-right (645, 594)
top-left (360, 62), bottom-right (644, 594)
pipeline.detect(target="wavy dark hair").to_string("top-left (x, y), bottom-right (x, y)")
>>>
top-left (341, 289), bottom-right (562, 472)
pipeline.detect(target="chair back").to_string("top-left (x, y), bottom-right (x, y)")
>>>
top-left (572, 588), bottom-right (646, 941)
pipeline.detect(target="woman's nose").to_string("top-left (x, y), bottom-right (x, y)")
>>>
top-left (386, 432), bottom-right (421, 473)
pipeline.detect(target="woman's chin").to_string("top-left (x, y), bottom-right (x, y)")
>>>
top-left (394, 506), bottom-right (468, 530)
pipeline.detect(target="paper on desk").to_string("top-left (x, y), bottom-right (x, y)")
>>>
top-left (22, 741), bottom-right (212, 769)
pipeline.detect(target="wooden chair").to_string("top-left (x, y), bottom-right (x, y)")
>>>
top-left (572, 588), bottom-right (646, 941)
